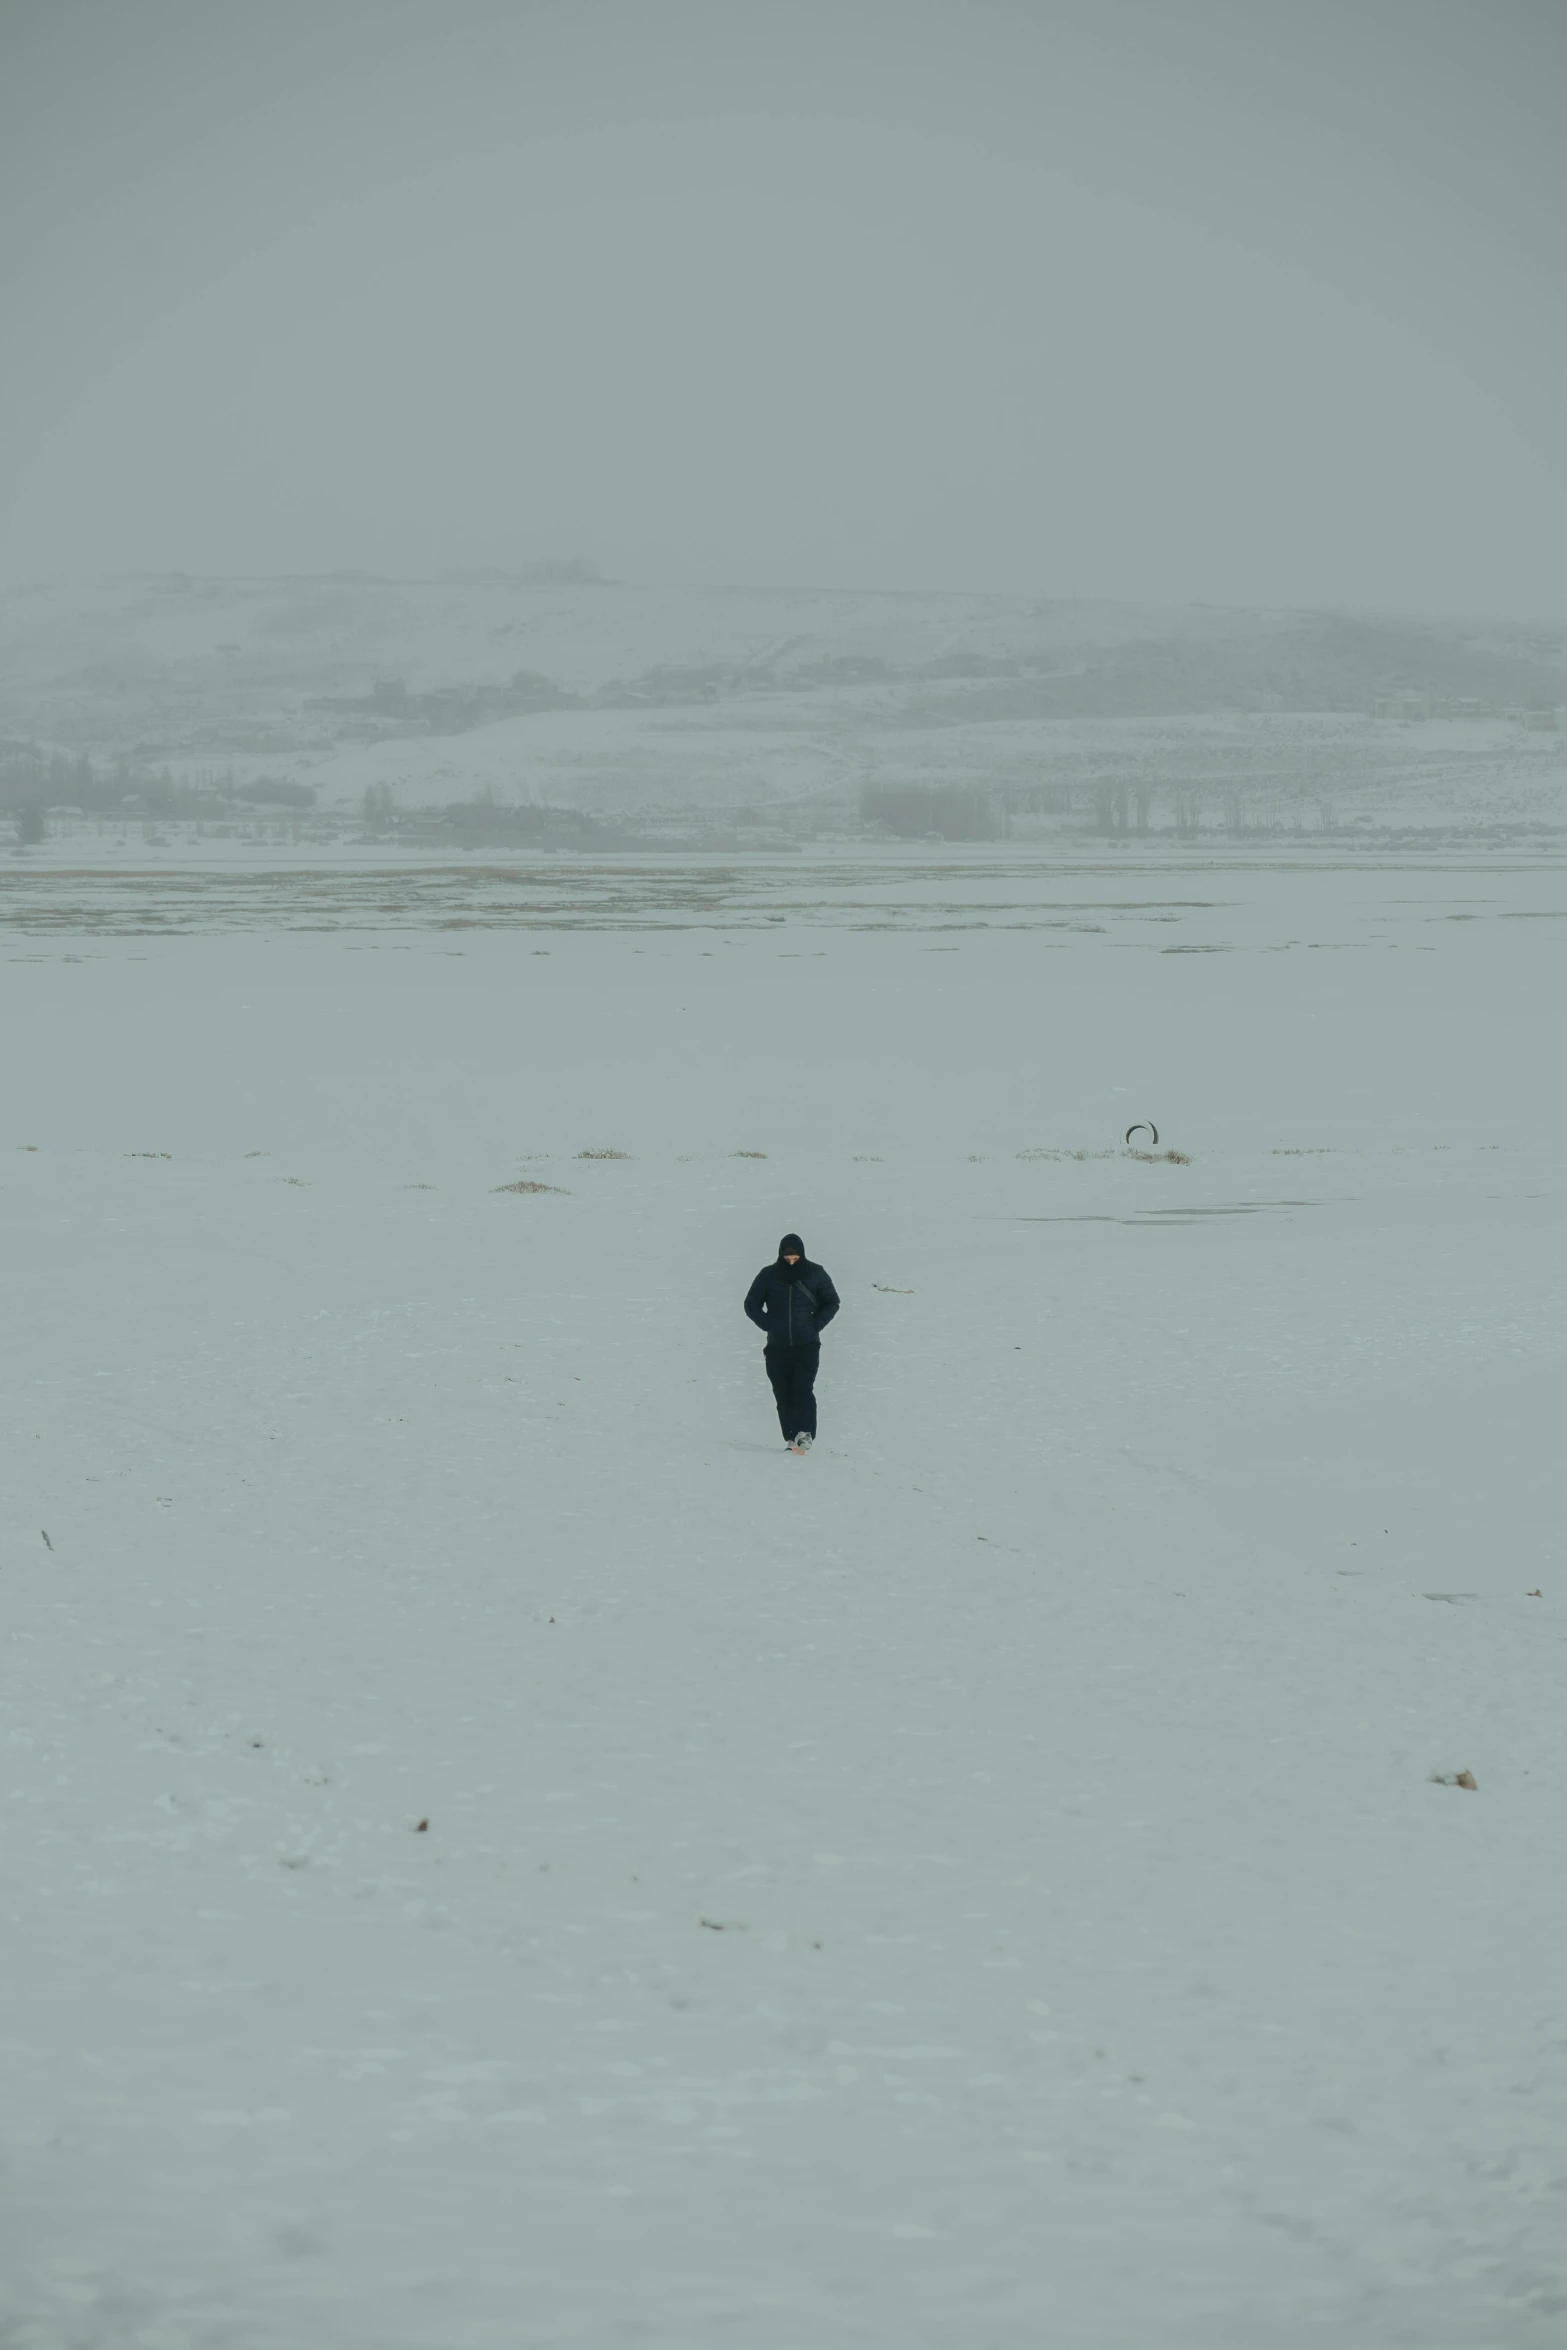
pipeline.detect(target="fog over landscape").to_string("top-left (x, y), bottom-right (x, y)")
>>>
top-left (4, 5), bottom-right (1567, 2347)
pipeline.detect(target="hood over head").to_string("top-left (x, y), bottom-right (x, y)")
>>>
top-left (777, 1233), bottom-right (805, 1260)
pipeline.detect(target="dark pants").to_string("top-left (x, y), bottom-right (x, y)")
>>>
top-left (765, 1342), bottom-right (820, 1441)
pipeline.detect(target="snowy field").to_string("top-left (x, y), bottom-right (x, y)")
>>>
top-left (4, 848), bottom-right (1566, 2349)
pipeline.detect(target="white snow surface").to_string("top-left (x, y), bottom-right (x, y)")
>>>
top-left (3, 848), bottom-right (1565, 2348)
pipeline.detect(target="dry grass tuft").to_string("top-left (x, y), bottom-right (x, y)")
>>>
top-left (495, 1179), bottom-right (567, 1195)
top-left (731, 1150), bottom-right (768, 1159)
top-left (576, 1148), bottom-right (630, 1160)
top-left (1127, 1148), bottom-right (1191, 1165)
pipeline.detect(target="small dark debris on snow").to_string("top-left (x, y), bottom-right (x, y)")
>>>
top-left (698, 1916), bottom-right (744, 1932)
top-left (40, 1530), bottom-right (52, 1551)
top-left (1527, 1588), bottom-right (1542, 1598)
top-left (1430, 1770), bottom-right (1479, 1790)
top-left (415, 1818), bottom-right (429, 1832)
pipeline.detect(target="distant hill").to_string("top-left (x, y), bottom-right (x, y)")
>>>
top-left (2, 576), bottom-right (1563, 841)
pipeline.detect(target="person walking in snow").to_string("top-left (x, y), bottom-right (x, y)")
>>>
top-left (744, 1232), bottom-right (841, 1454)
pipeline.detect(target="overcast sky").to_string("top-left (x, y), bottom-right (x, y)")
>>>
top-left (2, 0), bottom-right (1565, 614)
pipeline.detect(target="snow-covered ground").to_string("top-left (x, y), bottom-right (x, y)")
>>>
top-left (4, 848), bottom-right (1565, 2347)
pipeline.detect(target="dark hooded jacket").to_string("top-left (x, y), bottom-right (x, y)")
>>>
top-left (744, 1234), bottom-right (840, 1349)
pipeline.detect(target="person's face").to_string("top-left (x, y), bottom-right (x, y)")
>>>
top-left (783, 1253), bottom-right (800, 1265)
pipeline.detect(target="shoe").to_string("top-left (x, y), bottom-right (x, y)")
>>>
top-left (794, 1432), bottom-right (813, 1452)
